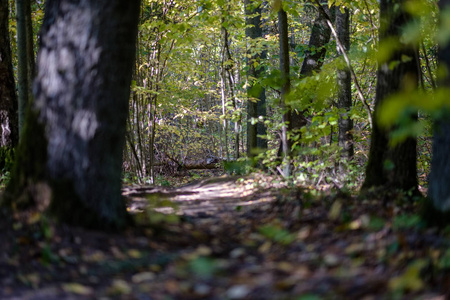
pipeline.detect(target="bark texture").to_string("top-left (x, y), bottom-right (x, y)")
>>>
top-left (4, 0), bottom-right (141, 230)
top-left (426, 0), bottom-right (450, 214)
top-left (245, 0), bottom-right (267, 157)
top-left (362, 0), bottom-right (418, 193)
top-left (0, 0), bottom-right (18, 148)
top-left (291, 2), bottom-right (332, 134)
top-left (428, 120), bottom-right (450, 210)
top-left (300, 3), bottom-right (332, 77)
top-left (336, 7), bottom-right (354, 160)
top-left (16, 0), bottom-right (30, 136)
top-left (278, 6), bottom-right (291, 176)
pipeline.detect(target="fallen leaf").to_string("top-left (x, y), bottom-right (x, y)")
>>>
top-left (62, 283), bottom-right (94, 296)
top-left (107, 279), bottom-right (132, 295)
top-left (227, 284), bottom-right (250, 299)
top-left (328, 200), bottom-right (342, 221)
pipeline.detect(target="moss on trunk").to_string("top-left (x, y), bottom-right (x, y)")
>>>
top-left (2, 109), bottom-right (47, 210)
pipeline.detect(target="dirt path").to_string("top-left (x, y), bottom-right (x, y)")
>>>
top-left (124, 176), bottom-right (277, 217)
top-left (1, 176), bottom-right (448, 299)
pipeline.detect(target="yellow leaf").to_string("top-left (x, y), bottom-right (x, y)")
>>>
top-left (328, 200), bottom-right (342, 221)
top-left (107, 279), bottom-right (132, 295)
top-left (389, 260), bottom-right (426, 292)
top-left (132, 272), bottom-right (155, 283)
top-left (62, 283), bottom-right (94, 296)
top-left (127, 249), bottom-right (142, 259)
top-left (258, 241), bottom-right (272, 253)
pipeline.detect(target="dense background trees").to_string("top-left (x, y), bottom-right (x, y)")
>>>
top-left (123, 0), bottom-right (384, 185)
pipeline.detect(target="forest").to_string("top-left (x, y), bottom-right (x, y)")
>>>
top-left (0, 0), bottom-right (450, 298)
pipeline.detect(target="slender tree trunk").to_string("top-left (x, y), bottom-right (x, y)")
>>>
top-left (16, 0), bottom-right (30, 137)
top-left (220, 69), bottom-right (230, 161)
top-left (336, 7), bottom-right (354, 161)
top-left (0, 0), bottom-right (19, 150)
top-left (4, 0), bottom-right (141, 230)
top-left (362, 0), bottom-right (419, 193)
top-left (278, 5), bottom-right (291, 177)
top-left (25, 0), bottom-right (34, 86)
top-left (222, 20), bottom-right (239, 159)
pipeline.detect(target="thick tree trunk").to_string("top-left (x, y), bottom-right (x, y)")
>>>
top-left (290, 2), bottom-right (332, 132)
top-left (362, 0), bottom-right (418, 193)
top-left (4, 0), bottom-right (141, 230)
top-left (245, 0), bottom-right (267, 158)
top-left (278, 6), bottom-right (291, 176)
top-left (336, 7), bottom-right (354, 161)
top-left (0, 0), bottom-right (19, 149)
top-left (425, 0), bottom-right (450, 221)
top-left (300, 3), bottom-right (332, 77)
top-left (428, 120), bottom-right (450, 209)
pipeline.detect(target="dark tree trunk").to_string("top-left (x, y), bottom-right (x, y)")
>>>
top-left (300, 3), bottom-right (332, 77)
top-left (0, 0), bottom-right (19, 149)
top-left (278, 5), bottom-right (291, 176)
top-left (427, 120), bottom-right (450, 211)
top-left (16, 0), bottom-right (30, 137)
top-left (362, 0), bottom-right (419, 193)
top-left (290, 1), bottom-right (332, 136)
top-left (25, 0), bottom-right (35, 91)
top-left (336, 7), bottom-right (354, 160)
top-left (3, 0), bottom-right (141, 230)
top-left (425, 0), bottom-right (450, 220)
top-left (245, 0), bottom-right (267, 157)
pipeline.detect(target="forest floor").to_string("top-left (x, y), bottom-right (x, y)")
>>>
top-left (0, 173), bottom-right (449, 299)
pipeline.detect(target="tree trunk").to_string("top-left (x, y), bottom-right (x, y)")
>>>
top-left (336, 7), bottom-right (354, 161)
top-left (222, 15), bottom-right (239, 159)
top-left (424, 0), bottom-right (450, 222)
top-left (245, 0), bottom-right (267, 158)
top-left (25, 0), bottom-right (35, 92)
top-left (300, 2), bottom-right (333, 77)
top-left (16, 0), bottom-right (30, 137)
top-left (362, 0), bottom-right (419, 193)
top-left (278, 5), bottom-right (291, 177)
top-left (0, 0), bottom-right (19, 150)
top-left (290, 2), bottom-right (332, 132)
top-left (4, 0), bottom-right (141, 230)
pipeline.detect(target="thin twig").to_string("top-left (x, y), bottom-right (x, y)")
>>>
top-left (421, 42), bottom-right (437, 90)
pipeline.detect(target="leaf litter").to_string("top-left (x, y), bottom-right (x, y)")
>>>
top-left (0, 175), bottom-right (449, 299)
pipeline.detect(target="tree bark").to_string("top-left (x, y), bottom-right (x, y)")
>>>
top-left (16, 0), bottom-right (30, 137)
top-left (362, 0), bottom-right (419, 193)
top-left (425, 0), bottom-right (450, 218)
top-left (0, 0), bottom-right (19, 150)
top-left (336, 7), bottom-right (354, 160)
top-left (25, 0), bottom-right (35, 96)
top-left (245, 0), bottom-right (267, 158)
top-left (300, 2), bottom-right (332, 77)
top-left (4, 0), bottom-right (141, 230)
top-left (278, 5), bottom-right (291, 177)
top-left (290, 1), bottom-right (333, 139)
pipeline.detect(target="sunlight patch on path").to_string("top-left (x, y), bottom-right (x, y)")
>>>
top-left (124, 176), bottom-right (277, 216)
